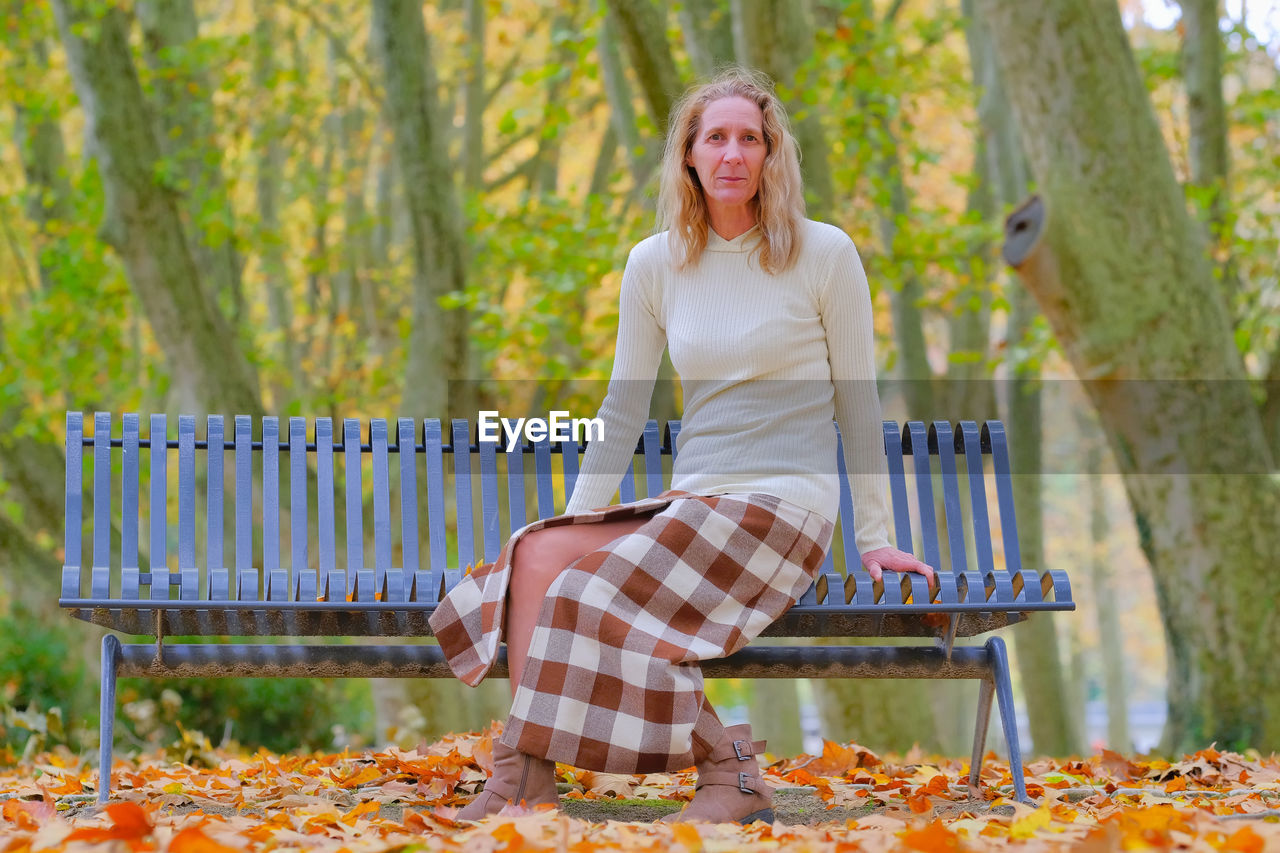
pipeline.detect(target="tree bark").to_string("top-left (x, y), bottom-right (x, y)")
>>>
top-left (1084, 431), bottom-right (1131, 751)
top-left (1178, 0), bottom-right (1236, 298)
top-left (135, 0), bottom-right (245, 326)
top-left (677, 0), bottom-right (735, 78)
top-left (251, 0), bottom-right (297, 403)
top-left (603, 0), bottom-right (682, 137)
top-left (983, 0), bottom-right (1280, 752)
top-left (51, 0), bottom-right (260, 417)
top-left (730, 0), bottom-right (834, 216)
top-left (461, 0), bottom-right (486, 192)
top-left (598, 4), bottom-right (647, 179)
top-left (371, 0), bottom-right (469, 421)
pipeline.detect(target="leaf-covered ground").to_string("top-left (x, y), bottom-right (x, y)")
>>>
top-left (2, 727), bottom-right (1279, 851)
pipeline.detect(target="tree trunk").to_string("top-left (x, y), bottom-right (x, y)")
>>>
top-left (1178, 0), bottom-right (1236, 298)
top-left (461, 0), bottom-right (486, 192)
top-left (748, 674), bottom-right (804, 757)
top-left (530, 5), bottom-right (580, 195)
top-left (964, 0), bottom-right (1082, 756)
top-left (51, 0), bottom-right (260, 417)
top-left (730, 0), bottom-right (834, 216)
top-left (135, 0), bottom-right (245, 326)
top-left (1007, 341), bottom-right (1081, 755)
top-left (371, 0), bottom-right (469, 421)
top-left (1085, 433), bottom-right (1131, 751)
top-left (251, 0), bottom-right (297, 404)
top-left (677, 0), bottom-right (735, 79)
top-left (603, 0), bottom-right (682, 138)
top-left (598, 4), bottom-right (646, 179)
top-left (982, 0), bottom-right (1280, 752)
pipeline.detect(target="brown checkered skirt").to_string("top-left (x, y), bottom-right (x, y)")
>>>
top-left (428, 491), bottom-right (833, 773)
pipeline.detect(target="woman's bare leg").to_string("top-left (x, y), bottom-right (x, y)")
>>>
top-left (505, 517), bottom-right (649, 696)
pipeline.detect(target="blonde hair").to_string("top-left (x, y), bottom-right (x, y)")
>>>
top-left (657, 67), bottom-right (805, 274)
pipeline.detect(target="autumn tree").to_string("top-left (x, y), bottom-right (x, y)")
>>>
top-left (980, 0), bottom-right (1280, 752)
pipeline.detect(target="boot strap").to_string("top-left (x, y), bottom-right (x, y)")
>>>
top-left (706, 737), bottom-right (767, 763)
top-left (695, 769), bottom-right (766, 795)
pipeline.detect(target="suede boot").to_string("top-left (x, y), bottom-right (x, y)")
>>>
top-left (666, 723), bottom-right (774, 824)
top-left (456, 738), bottom-right (558, 820)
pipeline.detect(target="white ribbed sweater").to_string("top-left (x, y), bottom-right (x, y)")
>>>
top-left (564, 219), bottom-right (892, 555)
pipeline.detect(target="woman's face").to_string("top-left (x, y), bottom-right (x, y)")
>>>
top-left (686, 96), bottom-right (767, 214)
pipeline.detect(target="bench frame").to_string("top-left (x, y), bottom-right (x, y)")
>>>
top-left (60, 412), bottom-right (1073, 804)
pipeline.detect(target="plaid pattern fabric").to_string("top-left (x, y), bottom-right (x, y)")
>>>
top-left (429, 491), bottom-right (833, 773)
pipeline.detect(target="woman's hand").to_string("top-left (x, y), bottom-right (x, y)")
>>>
top-left (861, 546), bottom-right (934, 586)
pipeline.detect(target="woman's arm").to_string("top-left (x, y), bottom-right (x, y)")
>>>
top-left (820, 238), bottom-right (933, 583)
top-left (563, 245), bottom-right (667, 514)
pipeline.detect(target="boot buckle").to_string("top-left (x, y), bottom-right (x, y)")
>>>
top-left (738, 772), bottom-right (754, 794)
top-left (733, 739), bottom-right (750, 760)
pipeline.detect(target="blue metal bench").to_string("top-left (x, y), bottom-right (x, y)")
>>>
top-left (60, 412), bottom-right (1073, 804)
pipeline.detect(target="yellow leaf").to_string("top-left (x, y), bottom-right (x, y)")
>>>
top-left (1009, 802), bottom-right (1053, 839)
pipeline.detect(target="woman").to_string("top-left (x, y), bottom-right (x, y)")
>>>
top-left (429, 68), bottom-right (933, 824)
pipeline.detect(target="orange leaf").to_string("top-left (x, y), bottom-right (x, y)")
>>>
top-left (1099, 748), bottom-right (1142, 780)
top-left (1163, 775), bottom-right (1187, 793)
top-left (341, 800), bottom-right (380, 824)
top-left (170, 826), bottom-right (241, 853)
top-left (490, 821), bottom-right (528, 851)
top-left (900, 818), bottom-right (963, 852)
top-left (921, 774), bottom-right (951, 797)
top-left (804, 740), bottom-right (882, 775)
top-left (671, 821), bottom-right (703, 851)
top-left (1224, 826), bottom-right (1264, 853)
top-left (907, 793), bottom-right (933, 814)
top-left (2, 800), bottom-right (43, 831)
top-left (66, 801), bottom-right (154, 844)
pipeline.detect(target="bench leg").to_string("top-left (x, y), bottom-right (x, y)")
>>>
top-left (969, 675), bottom-right (995, 796)
top-left (969, 637), bottom-right (1030, 803)
top-left (98, 634), bottom-right (123, 805)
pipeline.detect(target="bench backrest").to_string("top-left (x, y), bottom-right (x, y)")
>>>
top-left (61, 412), bottom-right (1022, 610)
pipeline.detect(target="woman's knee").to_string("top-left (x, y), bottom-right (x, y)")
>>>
top-left (510, 519), bottom-right (647, 590)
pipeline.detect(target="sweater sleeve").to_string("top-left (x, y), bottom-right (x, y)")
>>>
top-left (819, 238), bottom-right (893, 554)
top-left (564, 245), bottom-right (667, 514)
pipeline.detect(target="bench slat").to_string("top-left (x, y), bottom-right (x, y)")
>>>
top-left (92, 413), bottom-right (112, 599)
top-left (397, 419), bottom-right (420, 593)
top-left (62, 413), bottom-right (83, 598)
top-left (452, 419), bottom-right (476, 577)
top-left (206, 416), bottom-right (228, 601)
top-left (235, 416), bottom-right (255, 599)
top-left (316, 418), bottom-right (340, 599)
top-left (424, 420), bottom-right (446, 583)
top-left (343, 419), bottom-right (367, 600)
top-left (533, 431), bottom-right (554, 517)
top-left (907, 421), bottom-right (942, 573)
top-left (560, 429), bottom-right (579, 503)
top-left (986, 421), bottom-right (1022, 574)
top-left (641, 421), bottom-right (662, 499)
top-left (478, 429), bottom-right (501, 562)
top-left (149, 414), bottom-right (169, 602)
top-left (931, 421), bottom-right (969, 576)
top-left (289, 418), bottom-right (313, 602)
top-left (372, 420), bottom-right (396, 600)
top-left (121, 414), bottom-right (140, 601)
top-left (507, 435), bottom-right (528, 539)
top-left (833, 426), bottom-right (859, 573)
top-left (959, 421), bottom-right (996, 575)
top-left (263, 418), bottom-right (286, 601)
top-left (178, 416), bottom-right (197, 599)
top-left (883, 421), bottom-right (912, 555)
